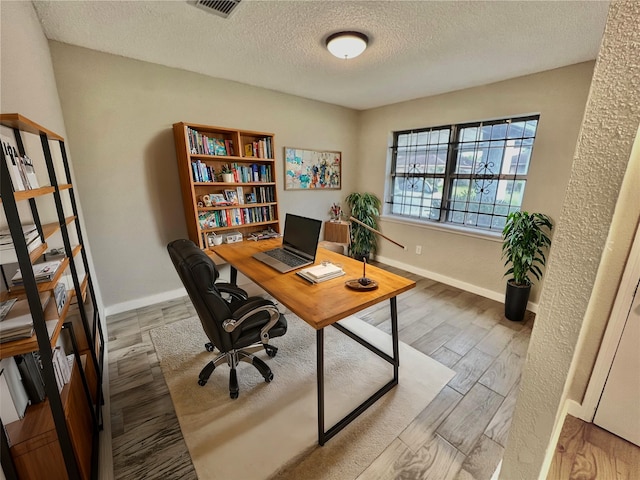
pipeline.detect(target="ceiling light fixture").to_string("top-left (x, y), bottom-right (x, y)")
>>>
top-left (326, 31), bottom-right (368, 60)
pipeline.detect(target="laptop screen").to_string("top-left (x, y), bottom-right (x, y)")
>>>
top-left (282, 214), bottom-right (322, 260)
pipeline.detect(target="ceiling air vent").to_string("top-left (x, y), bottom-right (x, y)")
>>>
top-left (189, 0), bottom-right (242, 19)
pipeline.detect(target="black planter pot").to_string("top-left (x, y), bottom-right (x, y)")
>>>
top-left (352, 252), bottom-right (370, 262)
top-left (505, 280), bottom-right (531, 321)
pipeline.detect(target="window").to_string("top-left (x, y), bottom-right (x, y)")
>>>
top-left (389, 115), bottom-right (539, 231)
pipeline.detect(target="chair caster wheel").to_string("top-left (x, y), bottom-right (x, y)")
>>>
top-left (264, 372), bottom-right (274, 383)
top-left (266, 350), bottom-right (277, 358)
top-left (264, 345), bottom-right (278, 358)
top-left (198, 379), bottom-right (207, 386)
top-left (205, 342), bottom-right (215, 352)
top-left (230, 391), bottom-right (239, 399)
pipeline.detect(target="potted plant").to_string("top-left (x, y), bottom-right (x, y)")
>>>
top-left (501, 211), bottom-right (553, 321)
top-left (345, 192), bottom-right (381, 261)
top-left (220, 164), bottom-right (234, 183)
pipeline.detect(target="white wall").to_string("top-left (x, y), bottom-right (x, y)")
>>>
top-left (501, 1), bottom-right (640, 478)
top-left (358, 63), bottom-right (595, 306)
top-left (48, 43), bottom-right (359, 313)
top-left (0, 2), bottom-right (113, 479)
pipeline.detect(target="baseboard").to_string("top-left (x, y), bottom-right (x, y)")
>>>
top-left (104, 287), bottom-right (187, 317)
top-left (375, 254), bottom-right (539, 313)
top-left (104, 257), bottom-right (539, 318)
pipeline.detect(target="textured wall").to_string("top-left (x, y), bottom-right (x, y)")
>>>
top-left (501, 1), bottom-right (640, 478)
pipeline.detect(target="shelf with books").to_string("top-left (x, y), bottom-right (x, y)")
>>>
top-left (5, 355), bottom-right (93, 480)
top-left (0, 290), bottom-right (71, 360)
top-left (173, 122), bottom-right (280, 250)
top-left (1, 113), bottom-right (104, 480)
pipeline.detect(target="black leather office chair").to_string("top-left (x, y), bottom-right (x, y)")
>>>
top-left (167, 239), bottom-right (287, 399)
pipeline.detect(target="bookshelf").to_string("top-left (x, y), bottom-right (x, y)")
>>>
top-left (0, 114), bottom-right (104, 479)
top-left (173, 122), bottom-right (280, 250)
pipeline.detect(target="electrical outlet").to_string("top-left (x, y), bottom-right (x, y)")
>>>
top-left (415, 245), bottom-right (422, 255)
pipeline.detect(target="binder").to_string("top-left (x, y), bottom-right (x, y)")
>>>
top-left (15, 353), bottom-right (45, 404)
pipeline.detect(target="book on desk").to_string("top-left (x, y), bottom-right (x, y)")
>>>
top-left (296, 263), bottom-right (345, 284)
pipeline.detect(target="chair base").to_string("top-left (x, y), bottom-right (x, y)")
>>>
top-left (198, 343), bottom-right (277, 399)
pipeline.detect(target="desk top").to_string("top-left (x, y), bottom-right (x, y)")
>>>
top-left (212, 239), bottom-right (416, 330)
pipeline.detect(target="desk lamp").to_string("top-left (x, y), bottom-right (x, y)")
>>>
top-left (345, 216), bottom-right (407, 290)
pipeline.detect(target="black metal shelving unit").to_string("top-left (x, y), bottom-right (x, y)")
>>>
top-left (0, 114), bottom-right (104, 479)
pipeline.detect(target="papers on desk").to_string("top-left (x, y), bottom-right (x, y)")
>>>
top-left (297, 263), bottom-right (345, 283)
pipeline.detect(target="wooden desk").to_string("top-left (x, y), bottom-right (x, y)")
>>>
top-left (212, 238), bottom-right (416, 445)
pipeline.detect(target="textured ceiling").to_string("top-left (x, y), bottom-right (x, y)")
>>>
top-left (32, 0), bottom-right (610, 110)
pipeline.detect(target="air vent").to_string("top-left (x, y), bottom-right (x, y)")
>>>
top-left (190, 0), bottom-right (242, 19)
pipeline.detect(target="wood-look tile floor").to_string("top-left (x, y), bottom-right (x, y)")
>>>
top-left (106, 263), bottom-right (534, 479)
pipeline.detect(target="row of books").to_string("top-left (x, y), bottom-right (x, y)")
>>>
top-left (187, 128), bottom-right (235, 157)
top-left (199, 205), bottom-right (276, 229)
top-left (198, 186), bottom-right (275, 212)
top-left (190, 161), bottom-right (273, 184)
top-left (243, 137), bottom-right (273, 159)
top-left (0, 345), bottom-right (72, 427)
top-left (1, 133), bottom-right (40, 191)
top-left (253, 185), bottom-right (275, 203)
top-left (11, 259), bottom-right (62, 287)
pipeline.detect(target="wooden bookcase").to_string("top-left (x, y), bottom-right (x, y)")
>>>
top-left (173, 122), bottom-right (280, 250)
top-left (0, 114), bottom-right (104, 479)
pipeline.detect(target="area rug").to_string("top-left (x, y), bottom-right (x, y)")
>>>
top-left (150, 313), bottom-right (454, 480)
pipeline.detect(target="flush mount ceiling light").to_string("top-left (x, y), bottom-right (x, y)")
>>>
top-left (326, 31), bottom-right (369, 59)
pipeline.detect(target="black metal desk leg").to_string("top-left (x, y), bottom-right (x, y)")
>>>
top-left (317, 328), bottom-right (325, 446)
top-left (230, 266), bottom-right (238, 285)
top-left (391, 297), bottom-right (399, 375)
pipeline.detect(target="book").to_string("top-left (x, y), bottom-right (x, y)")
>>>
top-left (1, 133), bottom-right (25, 191)
top-left (0, 224), bottom-right (39, 248)
top-left (15, 353), bottom-right (45, 404)
top-left (297, 263), bottom-right (345, 283)
top-left (20, 154), bottom-right (39, 189)
top-left (0, 298), bottom-right (17, 322)
top-left (244, 143), bottom-right (254, 157)
top-left (0, 292), bottom-right (51, 343)
top-left (11, 259), bottom-right (62, 286)
top-left (301, 263), bottom-right (344, 280)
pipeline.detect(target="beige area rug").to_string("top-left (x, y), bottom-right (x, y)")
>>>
top-left (150, 313), bottom-right (454, 480)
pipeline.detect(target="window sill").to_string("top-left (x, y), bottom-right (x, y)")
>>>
top-left (380, 215), bottom-right (503, 243)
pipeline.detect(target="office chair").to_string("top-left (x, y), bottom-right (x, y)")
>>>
top-left (167, 239), bottom-right (287, 399)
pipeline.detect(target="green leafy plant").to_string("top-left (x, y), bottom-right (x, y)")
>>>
top-left (502, 211), bottom-right (553, 286)
top-left (220, 164), bottom-right (233, 174)
top-left (345, 192), bottom-right (381, 259)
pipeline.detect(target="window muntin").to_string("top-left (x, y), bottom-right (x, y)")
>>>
top-left (389, 116), bottom-right (539, 231)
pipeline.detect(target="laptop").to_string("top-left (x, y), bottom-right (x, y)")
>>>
top-left (253, 214), bottom-right (322, 273)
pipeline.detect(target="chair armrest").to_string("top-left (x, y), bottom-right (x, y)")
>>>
top-left (222, 298), bottom-right (280, 337)
top-left (216, 283), bottom-right (248, 301)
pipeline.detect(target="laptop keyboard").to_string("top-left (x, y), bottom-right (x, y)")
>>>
top-left (264, 248), bottom-right (308, 267)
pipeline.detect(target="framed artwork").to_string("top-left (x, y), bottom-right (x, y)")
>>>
top-left (223, 189), bottom-right (239, 205)
top-left (284, 147), bottom-right (341, 190)
top-left (210, 193), bottom-right (229, 205)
